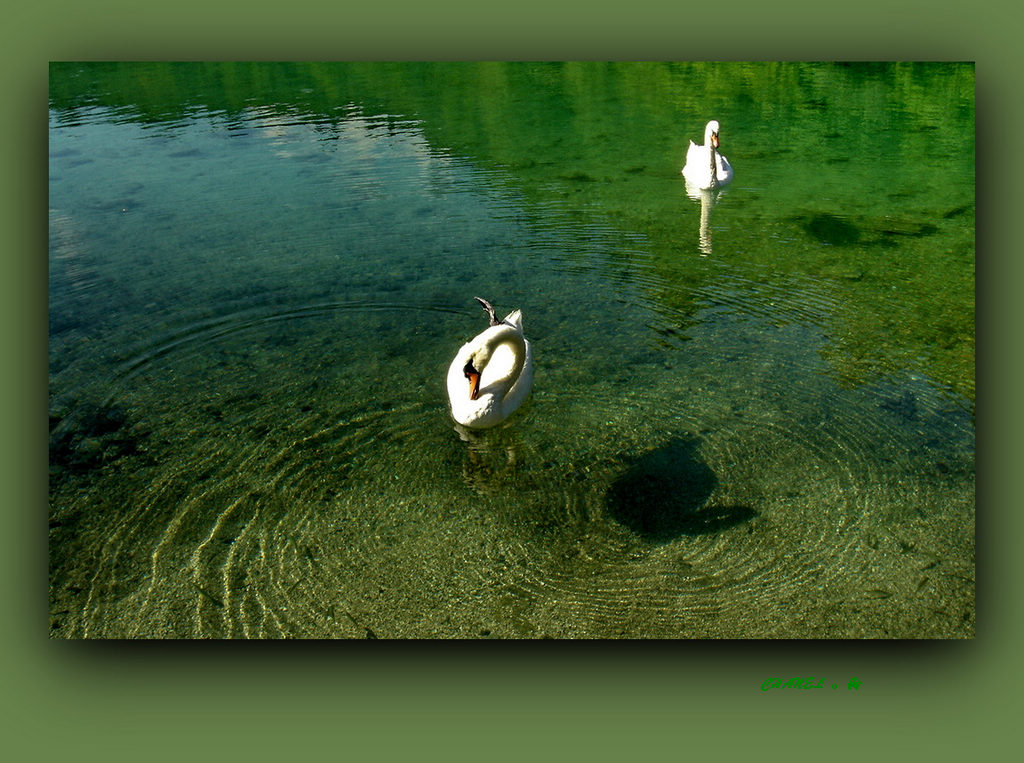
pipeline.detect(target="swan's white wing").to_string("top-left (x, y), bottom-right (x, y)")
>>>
top-left (716, 152), bottom-right (734, 184)
top-left (446, 338), bottom-right (475, 410)
top-left (683, 142), bottom-right (712, 186)
top-left (683, 140), bottom-right (701, 171)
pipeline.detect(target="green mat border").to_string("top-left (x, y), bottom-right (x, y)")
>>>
top-left (7, 1), bottom-right (1016, 757)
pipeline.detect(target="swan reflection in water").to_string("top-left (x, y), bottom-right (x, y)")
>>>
top-left (686, 185), bottom-right (719, 256)
top-left (452, 422), bottom-right (524, 495)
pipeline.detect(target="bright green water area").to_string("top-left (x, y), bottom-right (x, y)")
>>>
top-left (49, 62), bottom-right (974, 638)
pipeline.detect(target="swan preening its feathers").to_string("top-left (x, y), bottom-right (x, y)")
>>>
top-left (682, 120), bottom-right (734, 190)
top-left (447, 297), bottom-right (534, 429)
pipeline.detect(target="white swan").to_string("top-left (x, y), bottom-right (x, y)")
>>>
top-left (447, 297), bottom-right (533, 429)
top-left (682, 120), bottom-right (734, 190)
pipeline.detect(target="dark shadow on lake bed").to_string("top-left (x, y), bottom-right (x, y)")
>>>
top-left (607, 436), bottom-right (757, 541)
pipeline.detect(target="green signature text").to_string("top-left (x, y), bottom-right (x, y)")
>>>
top-left (762, 677), bottom-right (862, 691)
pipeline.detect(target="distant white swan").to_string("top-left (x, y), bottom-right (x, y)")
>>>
top-left (447, 297), bottom-right (533, 429)
top-left (682, 120), bottom-right (734, 190)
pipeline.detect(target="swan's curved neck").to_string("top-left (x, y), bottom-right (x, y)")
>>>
top-left (471, 327), bottom-right (527, 401)
top-left (489, 331), bottom-right (527, 395)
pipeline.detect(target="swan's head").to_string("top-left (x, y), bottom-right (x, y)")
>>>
top-left (463, 359), bottom-right (482, 400)
top-left (705, 120), bottom-right (721, 149)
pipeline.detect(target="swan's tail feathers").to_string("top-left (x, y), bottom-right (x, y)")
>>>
top-left (474, 297), bottom-right (501, 326)
top-left (503, 309), bottom-right (524, 331)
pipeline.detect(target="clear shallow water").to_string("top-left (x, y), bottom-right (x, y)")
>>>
top-left (49, 62), bottom-right (974, 638)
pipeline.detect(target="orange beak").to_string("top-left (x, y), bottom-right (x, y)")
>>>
top-left (711, 133), bottom-right (719, 149)
top-left (463, 361), bottom-right (481, 400)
